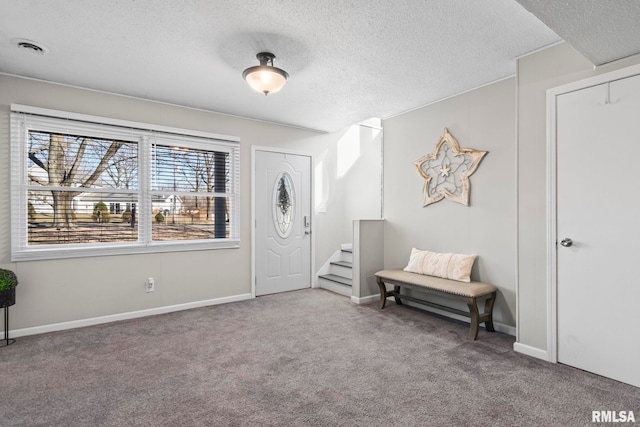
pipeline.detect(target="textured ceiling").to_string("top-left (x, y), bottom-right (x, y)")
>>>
top-left (514, 0), bottom-right (640, 66)
top-left (0, 1), bottom-right (581, 132)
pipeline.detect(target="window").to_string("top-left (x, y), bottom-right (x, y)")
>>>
top-left (11, 105), bottom-right (240, 261)
top-left (272, 172), bottom-right (294, 238)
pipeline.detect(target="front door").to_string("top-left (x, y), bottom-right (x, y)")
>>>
top-left (254, 149), bottom-right (312, 296)
top-left (556, 72), bottom-right (640, 387)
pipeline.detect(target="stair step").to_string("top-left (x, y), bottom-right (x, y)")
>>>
top-left (341, 248), bottom-right (352, 253)
top-left (330, 260), bottom-right (352, 268)
top-left (319, 274), bottom-right (352, 287)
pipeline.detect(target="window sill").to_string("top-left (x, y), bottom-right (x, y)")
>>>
top-left (11, 239), bottom-right (241, 262)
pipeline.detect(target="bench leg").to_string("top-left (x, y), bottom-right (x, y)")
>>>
top-left (466, 297), bottom-right (480, 341)
top-left (376, 277), bottom-right (388, 309)
top-left (393, 285), bottom-right (403, 305)
top-left (484, 291), bottom-right (497, 332)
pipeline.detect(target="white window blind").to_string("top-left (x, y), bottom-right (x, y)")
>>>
top-left (10, 105), bottom-right (240, 261)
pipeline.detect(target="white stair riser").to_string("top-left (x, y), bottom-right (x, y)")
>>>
top-left (329, 264), bottom-right (353, 279)
top-left (340, 251), bottom-right (353, 263)
top-left (318, 278), bottom-right (351, 297)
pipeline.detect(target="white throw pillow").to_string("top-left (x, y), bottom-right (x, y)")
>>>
top-left (403, 248), bottom-right (477, 282)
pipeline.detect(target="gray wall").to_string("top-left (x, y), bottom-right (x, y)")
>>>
top-left (516, 43), bottom-right (640, 352)
top-left (0, 73), bottom-right (369, 332)
top-left (382, 78), bottom-right (517, 330)
top-left (352, 219), bottom-right (384, 300)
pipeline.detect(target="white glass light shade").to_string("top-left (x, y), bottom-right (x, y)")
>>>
top-left (243, 66), bottom-right (288, 95)
top-left (242, 52), bottom-right (289, 95)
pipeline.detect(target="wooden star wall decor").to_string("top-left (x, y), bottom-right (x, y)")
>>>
top-left (414, 128), bottom-right (487, 206)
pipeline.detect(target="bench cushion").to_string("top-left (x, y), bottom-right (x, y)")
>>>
top-left (375, 269), bottom-right (496, 298)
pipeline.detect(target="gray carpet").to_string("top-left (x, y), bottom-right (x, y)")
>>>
top-left (1, 289), bottom-right (638, 426)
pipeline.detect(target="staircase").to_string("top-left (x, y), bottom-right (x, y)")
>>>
top-left (317, 246), bottom-right (353, 297)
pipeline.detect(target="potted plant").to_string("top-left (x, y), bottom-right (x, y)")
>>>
top-left (0, 268), bottom-right (17, 346)
top-left (0, 268), bottom-right (18, 308)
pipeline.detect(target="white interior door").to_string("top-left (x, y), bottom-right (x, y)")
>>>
top-left (254, 150), bottom-right (312, 296)
top-left (556, 73), bottom-right (640, 388)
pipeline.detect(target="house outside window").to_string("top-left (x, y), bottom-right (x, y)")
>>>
top-left (11, 105), bottom-right (240, 261)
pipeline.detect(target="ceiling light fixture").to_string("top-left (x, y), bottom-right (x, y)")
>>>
top-left (242, 52), bottom-right (289, 96)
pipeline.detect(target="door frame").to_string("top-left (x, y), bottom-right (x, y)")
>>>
top-left (251, 146), bottom-right (315, 298)
top-left (546, 62), bottom-right (640, 363)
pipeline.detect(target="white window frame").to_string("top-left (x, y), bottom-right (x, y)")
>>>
top-left (10, 104), bottom-right (240, 261)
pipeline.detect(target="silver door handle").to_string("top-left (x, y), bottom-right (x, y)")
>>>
top-left (305, 230), bottom-right (311, 235)
top-left (560, 238), bottom-right (573, 247)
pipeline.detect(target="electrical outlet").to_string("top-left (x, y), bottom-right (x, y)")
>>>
top-left (146, 277), bottom-right (155, 293)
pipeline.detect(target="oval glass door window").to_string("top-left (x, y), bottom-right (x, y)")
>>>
top-left (272, 172), bottom-right (295, 238)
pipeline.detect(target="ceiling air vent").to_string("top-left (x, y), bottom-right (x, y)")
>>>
top-left (11, 38), bottom-right (49, 55)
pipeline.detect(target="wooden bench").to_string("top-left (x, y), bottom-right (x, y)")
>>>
top-left (375, 269), bottom-right (497, 340)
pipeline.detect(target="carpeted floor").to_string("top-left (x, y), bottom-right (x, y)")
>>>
top-left (1, 288), bottom-right (638, 426)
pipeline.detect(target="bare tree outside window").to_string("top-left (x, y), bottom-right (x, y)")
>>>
top-left (12, 110), bottom-right (240, 260)
top-left (28, 132), bottom-right (134, 226)
top-left (27, 131), bottom-right (138, 244)
top-left (102, 144), bottom-right (138, 190)
top-left (178, 149), bottom-right (229, 221)
top-left (150, 145), bottom-right (229, 240)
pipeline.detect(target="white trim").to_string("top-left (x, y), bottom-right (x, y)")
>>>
top-left (546, 62), bottom-right (640, 364)
top-left (350, 294), bottom-right (379, 305)
top-left (251, 146), bottom-right (315, 298)
top-left (11, 103), bottom-right (239, 143)
top-left (401, 300), bottom-right (516, 336)
top-left (595, 51), bottom-right (640, 68)
top-left (251, 145), bottom-right (316, 158)
top-left (251, 149), bottom-right (257, 298)
top-left (383, 74), bottom-right (516, 121)
top-left (11, 240), bottom-right (241, 262)
top-left (514, 57), bottom-right (521, 343)
top-left (512, 40), bottom-right (564, 60)
top-left (3, 72), bottom-right (326, 134)
top-left (546, 63), bottom-right (640, 97)
top-left (10, 108), bottom-right (241, 261)
top-left (513, 342), bottom-right (549, 361)
top-left (1, 293), bottom-right (253, 340)
top-left (546, 83), bottom-right (559, 363)
top-left (494, 322), bottom-right (516, 337)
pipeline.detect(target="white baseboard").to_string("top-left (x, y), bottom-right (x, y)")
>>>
top-left (350, 294), bottom-right (379, 305)
top-left (2, 293), bottom-right (253, 340)
top-left (513, 342), bottom-right (549, 361)
top-left (493, 322), bottom-right (516, 336)
top-left (400, 299), bottom-right (516, 336)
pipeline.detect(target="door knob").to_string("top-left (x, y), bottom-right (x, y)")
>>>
top-left (560, 238), bottom-right (573, 247)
